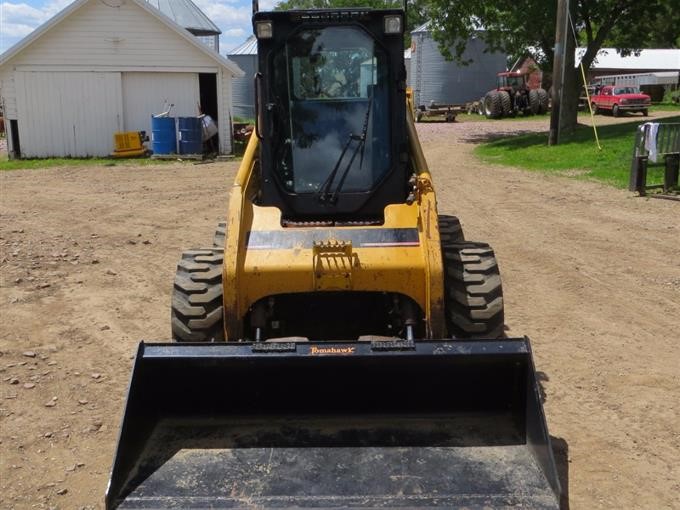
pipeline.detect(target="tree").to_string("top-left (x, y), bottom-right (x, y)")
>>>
top-left (425, 0), bottom-right (680, 132)
top-left (275, 0), bottom-right (427, 45)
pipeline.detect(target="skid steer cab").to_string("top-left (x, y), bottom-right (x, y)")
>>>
top-left (106, 4), bottom-right (561, 509)
top-left (252, 8), bottom-right (408, 219)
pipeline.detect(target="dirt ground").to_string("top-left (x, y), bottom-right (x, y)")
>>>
top-left (1, 112), bottom-right (679, 509)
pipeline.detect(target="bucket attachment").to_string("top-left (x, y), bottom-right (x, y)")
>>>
top-left (107, 339), bottom-right (560, 509)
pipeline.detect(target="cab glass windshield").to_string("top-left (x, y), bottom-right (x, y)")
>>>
top-left (270, 27), bottom-right (390, 194)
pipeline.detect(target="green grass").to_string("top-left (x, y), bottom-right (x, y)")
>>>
top-left (649, 103), bottom-right (680, 112)
top-left (233, 116), bottom-right (255, 124)
top-left (0, 154), bottom-right (181, 171)
top-left (475, 115), bottom-right (680, 188)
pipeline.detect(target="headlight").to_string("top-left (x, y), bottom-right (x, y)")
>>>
top-left (256, 20), bottom-right (273, 39)
top-left (384, 15), bottom-right (402, 34)
top-left (620, 98), bottom-right (628, 104)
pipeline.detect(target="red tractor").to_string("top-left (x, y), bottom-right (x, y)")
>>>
top-left (482, 71), bottom-right (549, 119)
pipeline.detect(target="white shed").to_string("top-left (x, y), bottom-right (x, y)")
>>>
top-left (0, 0), bottom-right (244, 158)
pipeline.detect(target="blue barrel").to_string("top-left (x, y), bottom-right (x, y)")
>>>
top-left (178, 117), bottom-right (203, 155)
top-left (151, 116), bottom-right (176, 155)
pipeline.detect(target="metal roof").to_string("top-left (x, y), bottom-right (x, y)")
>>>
top-left (229, 35), bottom-right (257, 56)
top-left (411, 21), bottom-right (430, 34)
top-left (412, 19), bottom-right (485, 34)
top-left (577, 48), bottom-right (680, 71)
top-left (146, 0), bottom-right (220, 35)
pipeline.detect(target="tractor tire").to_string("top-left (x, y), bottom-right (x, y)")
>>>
top-left (171, 248), bottom-right (225, 342)
top-left (484, 90), bottom-right (503, 119)
top-left (213, 221), bottom-right (226, 248)
top-left (537, 88), bottom-right (549, 114)
top-left (499, 91), bottom-right (512, 117)
top-left (438, 215), bottom-right (465, 244)
top-left (441, 241), bottom-right (505, 339)
top-left (484, 91), bottom-right (503, 119)
top-left (612, 104), bottom-right (620, 117)
top-left (528, 89), bottom-right (540, 115)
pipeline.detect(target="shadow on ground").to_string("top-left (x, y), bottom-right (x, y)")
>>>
top-left (537, 370), bottom-right (570, 510)
top-left (459, 130), bottom-right (547, 144)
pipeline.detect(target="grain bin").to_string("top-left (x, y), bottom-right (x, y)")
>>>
top-left (410, 22), bottom-right (507, 108)
top-left (228, 36), bottom-right (257, 120)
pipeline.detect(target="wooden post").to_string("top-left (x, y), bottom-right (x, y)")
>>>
top-left (549, 0), bottom-right (569, 145)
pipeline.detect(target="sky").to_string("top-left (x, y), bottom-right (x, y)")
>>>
top-left (0, 0), bottom-right (279, 55)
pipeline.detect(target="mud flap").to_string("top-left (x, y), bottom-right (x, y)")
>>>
top-left (106, 339), bottom-right (560, 509)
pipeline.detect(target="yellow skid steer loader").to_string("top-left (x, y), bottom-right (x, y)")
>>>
top-left (106, 4), bottom-right (560, 508)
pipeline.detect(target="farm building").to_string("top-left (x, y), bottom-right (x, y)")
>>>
top-left (579, 48), bottom-right (680, 77)
top-left (0, 0), bottom-right (244, 158)
top-left (510, 56), bottom-right (543, 90)
top-left (228, 36), bottom-right (258, 120)
top-left (409, 22), bottom-right (506, 108)
top-left (145, 0), bottom-right (222, 52)
top-left (577, 48), bottom-right (680, 101)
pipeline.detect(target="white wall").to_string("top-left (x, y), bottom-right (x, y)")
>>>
top-left (123, 72), bottom-right (200, 133)
top-left (16, 71), bottom-right (122, 157)
top-left (218, 67), bottom-right (233, 154)
top-left (0, 70), bottom-right (17, 119)
top-left (5, 0), bottom-right (220, 71)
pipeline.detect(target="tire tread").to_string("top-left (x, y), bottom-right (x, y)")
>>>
top-left (171, 248), bottom-right (225, 342)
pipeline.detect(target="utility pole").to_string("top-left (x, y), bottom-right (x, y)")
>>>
top-left (549, 0), bottom-right (569, 145)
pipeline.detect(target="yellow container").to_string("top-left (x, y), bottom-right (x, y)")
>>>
top-left (114, 131), bottom-right (144, 151)
top-left (111, 131), bottom-right (147, 157)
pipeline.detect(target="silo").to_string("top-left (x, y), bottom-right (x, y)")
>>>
top-left (228, 36), bottom-right (257, 120)
top-left (146, 0), bottom-right (221, 51)
top-left (410, 22), bottom-right (507, 108)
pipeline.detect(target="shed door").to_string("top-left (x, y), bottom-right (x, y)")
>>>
top-left (15, 71), bottom-right (122, 157)
top-left (122, 73), bottom-right (200, 133)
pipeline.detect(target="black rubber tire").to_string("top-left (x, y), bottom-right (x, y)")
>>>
top-left (213, 221), bottom-right (226, 248)
top-left (642, 109), bottom-right (648, 117)
top-left (415, 111), bottom-right (423, 122)
top-left (438, 215), bottom-right (465, 244)
top-left (592, 102), bottom-right (599, 114)
top-left (528, 89), bottom-right (540, 115)
top-left (171, 248), bottom-right (225, 342)
top-left (484, 91), bottom-right (503, 119)
top-left (441, 242), bottom-right (505, 339)
top-left (537, 88), bottom-right (549, 114)
top-left (612, 104), bottom-right (620, 117)
top-left (499, 91), bottom-right (512, 117)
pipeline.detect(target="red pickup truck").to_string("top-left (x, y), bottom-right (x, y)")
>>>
top-left (590, 85), bottom-right (651, 117)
